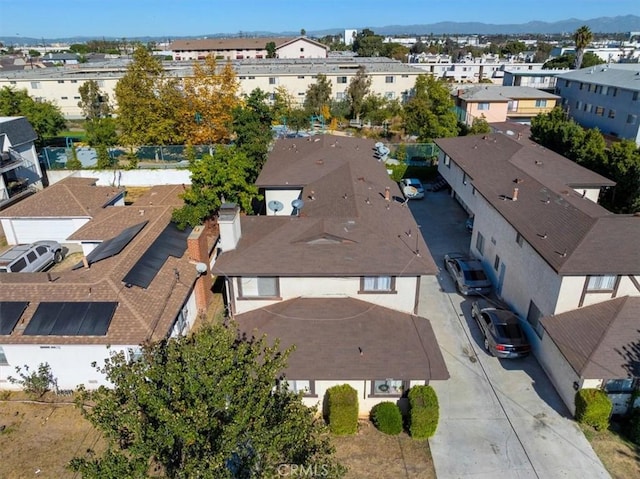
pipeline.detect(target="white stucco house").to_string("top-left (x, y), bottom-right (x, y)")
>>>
top-left (212, 135), bottom-right (449, 414)
top-left (434, 127), bottom-right (640, 415)
top-left (0, 116), bottom-right (44, 208)
top-left (0, 185), bottom-right (216, 391)
top-left (0, 176), bottom-right (124, 245)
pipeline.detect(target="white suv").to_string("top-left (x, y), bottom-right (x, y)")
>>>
top-left (0, 241), bottom-right (64, 273)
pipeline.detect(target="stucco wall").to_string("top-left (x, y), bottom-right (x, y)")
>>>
top-left (556, 274), bottom-right (640, 313)
top-left (264, 189), bottom-right (303, 216)
top-left (538, 332), bottom-right (581, 415)
top-left (277, 40), bottom-right (326, 59)
top-left (233, 276), bottom-right (419, 315)
top-left (47, 168), bottom-right (191, 187)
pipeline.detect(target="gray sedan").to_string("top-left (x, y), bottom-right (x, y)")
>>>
top-left (444, 253), bottom-right (492, 296)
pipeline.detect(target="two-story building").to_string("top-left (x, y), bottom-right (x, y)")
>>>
top-left (555, 64), bottom-right (640, 144)
top-left (212, 135), bottom-right (449, 413)
top-left (435, 129), bottom-right (640, 414)
top-left (453, 86), bottom-right (560, 126)
top-left (169, 36), bottom-right (328, 61)
top-left (0, 117), bottom-right (44, 209)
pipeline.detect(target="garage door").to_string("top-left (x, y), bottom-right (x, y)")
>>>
top-left (10, 219), bottom-right (82, 244)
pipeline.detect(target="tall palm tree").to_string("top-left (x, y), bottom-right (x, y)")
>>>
top-left (573, 25), bottom-right (593, 69)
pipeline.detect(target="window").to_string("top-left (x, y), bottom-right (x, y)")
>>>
top-left (586, 275), bottom-right (617, 291)
top-left (384, 91), bottom-right (395, 99)
top-left (595, 106), bottom-right (605, 116)
top-left (239, 277), bottom-right (279, 298)
top-left (494, 255), bottom-right (500, 271)
top-left (171, 307), bottom-right (188, 336)
top-left (337, 76), bottom-right (347, 84)
top-left (0, 346), bottom-right (8, 365)
top-left (281, 379), bottom-right (314, 396)
top-left (385, 76), bottom-right (395, 83)
top-left (127, 347), bottom-right (143, 362)
top-left (444, 154), bottom-right (450, 167)
top-left (462, 173), bottom-right (468, 185)
top-left (61, 96), bottom-right (68, 100)
top-left (595, 85), bottom-right (602, 94)
top-left (268, 77), bottom-right (276, 85)
top-left (608, 109), bottom-right (615, 119)
top-left (604, 379), bottom-right (635, 393)
top-left (565, 80), bottom-right (571, 87)
top-left (372, 379), bottom-right (406, 396)
top-left (9, 81), bottom-right (16, 85)
top-left (73, 96), bottom-right (80, 100)
top-left (575, 100), bottom-right (582, 110)
top-left (300, 47), bottom-right (304, 52)
top-left (633, 91), bottom-right (639, 101)
top-left (601, 86), bottom-right (609, 95)
top-left (248, 76), bottom-right (255, 80)
top-left (97, 80), bottom-right (105, 87)
top-left (477, 102), bottom-right (490, 110)
top-left (611, 87), bottom-right (617, 97)
top-left (239, 76), bottom-right (246, 80)
top-left (11, 258), bottom-right (27, 272)
top-left (297, 75), bottom-right (305, 79)
top-left (628, 114), bottom-right (637, 125)
top-left (585, 104), bottom-right (592, 113)
top-left (57, 80), bottom-right (64, 84)
top-left (30, 81), bottom-right (41, 89)
top-left (361, 276), bottom-right (395, 293)
top-left (475, 232), bottom-right (485, 256)
top-left (579, 82), bottom-right (584, 90)
top-left (71, 80), bottom-right (78, 84)
top-left (516, 232), bottom-right (524, 247)
top-left (402, 74), bottom-right (408, 78)
top-left (336, 91), bottom-right (345, 100)
top-left (535, 99), bottom-right (547, 108)
top-left (527, 301), bottom-right (544, 338)
top-left (26, 251), bottom-right (37, 263)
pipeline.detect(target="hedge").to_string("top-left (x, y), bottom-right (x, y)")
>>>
top-left (371, 402), bottom-right (403, 435)
top-left (625, 408), bottom-right (640, 445)
top-left (575, 388), bottom-right (612, 430)
top-left (408, 385), bottom-right (439, 439)
top-left (327, 384), bottom-right (358, 435)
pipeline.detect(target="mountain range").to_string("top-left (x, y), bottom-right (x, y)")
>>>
top-left (2, 15), bottom-right (639, 46)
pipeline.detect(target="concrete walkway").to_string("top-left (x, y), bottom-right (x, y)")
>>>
top-left (410, 191), bottom-right (610, 479)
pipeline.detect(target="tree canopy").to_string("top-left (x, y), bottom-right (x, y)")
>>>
top-left (115, 46), bottom-right (183, 147)
top-left (70, 321), bottom-right (343, 478)
top-left (352, 29), bottom-right (384, 57)
top-left (543, 52), bottom-right (603, 70)
top-left (303, 74), bottom-right (332, 115)
top-left (179, 56), bottom-right (241, 145)
top-left (78, 80), bottom-right (118, 147)
top-left (403, 75), bottom-right (458, 141)
top-left (573, 25), bottom-right (593, 69)
top-left (346, 67), bottom-right (371, 120)
top-left (531, 107), bottom-right (640, 213)
top-left (171, 145), bottom-right (259, 229)
top-left (0, 86), bottom-right (66, 139)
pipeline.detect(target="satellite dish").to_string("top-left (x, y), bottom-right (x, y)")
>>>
top-left (506, 130), bottom-right (515, 136)
top-left (267, 200), bottom-right (284, 213)
top-left (292, 198), bottom-right (304, 210)
top-left (374, 142), bottom-right (384, 148)
top-left (403, 185), bottom-right (419, 198)
top-left (195, 262), bottom-right (208, 275)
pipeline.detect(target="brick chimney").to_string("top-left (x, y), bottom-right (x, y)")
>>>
top-left (218, 203), bottom-right (242, 252)
top-left (512, 187), bottom-right (519, 202)
top-left (187, 225), bottom-right (212, 313)
top-left (384, 186), bottom-right (391, 201)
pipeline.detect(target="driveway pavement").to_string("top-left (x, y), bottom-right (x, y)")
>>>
top-left (410, 190), bottom-right (610, 479)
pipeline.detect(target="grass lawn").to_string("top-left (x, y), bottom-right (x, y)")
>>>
top-left (581, 423), bottom-right (640, 479)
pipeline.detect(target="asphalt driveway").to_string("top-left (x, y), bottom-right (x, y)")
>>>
top-left (410, 189), bottom-right (610, 479)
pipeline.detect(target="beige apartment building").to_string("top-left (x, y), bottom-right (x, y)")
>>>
top-left (0, 57), bottom-right (421, 119)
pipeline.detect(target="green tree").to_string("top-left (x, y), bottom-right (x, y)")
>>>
top-left (533, 41), bottom-right (553, 63)
top-left (67, 144), bottom-right (82, 169)
top-left (352, 29), bottom-right (384, 57)
top-left (95, 144), bottom-right (113, 169)
top-left (303, 74), bottom-right (332, 115)
top-left (288, 108), bottom-right (309, 133)
top-left (602, 140), bottom-right (640, 213)
top-left (265, 41), bottom-right (276, 59)
top-left (78, 79), bottom-right (111, 120)
top-left (543, 52), bottom-right (604, 70)
top-left (346, 66), bottom-right (371, 120)
top-left (271, 86), bottom-right (295, 123)
top-left (500, 41), bottom-right (526, 56)
top-left (70, 321), bottom-right (342, 478)
top-left (403, 75), bottom-right (458, 141)
top-left (468, 115), bottom-right (491, 135)
top-left (530, 107), bottom-right (585, 155)
top-left (573, 25), bottom-right (593, 69)
top-left (0, 86), bottom-right (66, 139)
top-left (233, 88), bottom-right (274, 181)
top-left (380, 42), bottom-right (409, 61)
top-left (361, 94), bottom-right (401, 125)
top-left (115, 46), bottom-right (183, 147)
top-left (172, 146), bottom-right (259, 229)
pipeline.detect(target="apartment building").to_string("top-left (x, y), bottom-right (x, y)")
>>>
top-left (555, 64), bottom-right (640, 144)
top-left (0, 57), bottom-right (421, 119)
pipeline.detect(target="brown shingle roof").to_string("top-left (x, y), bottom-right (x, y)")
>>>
top-left (434, 134), bottom-right (639, 275)
top-left (214, 136), bottom-right (437, 277)
top-left (170, 37), bottom-right (293, 52)
top-left (0, 176), bottom-right (123, 218)
top-left (541, 296), bottom-right (640, 379)
top-left (0, 185), bottom-right (199, 345)
top-left (236, 297), bottom-right (449, 381)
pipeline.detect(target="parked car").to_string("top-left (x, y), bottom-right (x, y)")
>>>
top-left (400, 178), bottom-right (425, 199)
top-left (443, 253), bottom-right (492, 296)
top-left (471, 300), bottom-right (531, 358)
top-left (0, 241), bottom-right (64, 273)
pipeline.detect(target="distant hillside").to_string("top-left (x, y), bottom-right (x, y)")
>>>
top-left (1, 15), bottom-right (639, 46)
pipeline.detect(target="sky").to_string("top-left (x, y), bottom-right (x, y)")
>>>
top-left (0, 0), bottom-right (638, 39)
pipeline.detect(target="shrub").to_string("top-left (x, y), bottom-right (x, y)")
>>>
top-left (370, 402), bottom-right (403, 435)
top-left (408, 385), bottom-right (439, 439)
top-left (575, 389), bottom-right (612, 431)
top-left (625, 408), bottom-right (640, 445)
top-left (327, 384), bottom-right (358, 435)
top-left (8, 363), bottom-right (56, 398)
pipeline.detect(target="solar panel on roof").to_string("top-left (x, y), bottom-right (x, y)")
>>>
top-left (122, 223), bottom-right (191, 289)
top-left (0, 302), bottom-right (29, 335)
top-left (23, 302), bottom-right (117, 336)
top-left (72, 221), bottom-right (148, 269)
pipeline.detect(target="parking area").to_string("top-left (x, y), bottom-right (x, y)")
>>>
top-left (410, 189), bottom-right (610, 479)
